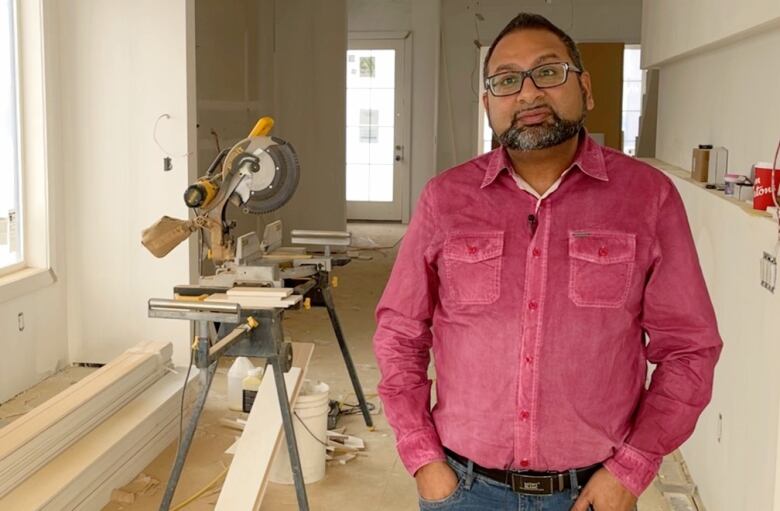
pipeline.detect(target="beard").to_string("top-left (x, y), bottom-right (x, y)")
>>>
top-left (494, 93), bottom-right (587, 151)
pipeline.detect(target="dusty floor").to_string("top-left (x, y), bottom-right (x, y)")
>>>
top-left (0, 223), bottom-right (700, 511)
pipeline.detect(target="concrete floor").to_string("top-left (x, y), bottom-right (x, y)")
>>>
top-left (0, 223), bottom-right (699, 511)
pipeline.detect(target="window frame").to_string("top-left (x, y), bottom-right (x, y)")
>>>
top-left (0, 0), bottom-right (23, 278)
top-left (0, 0), bottom-right (56, 302)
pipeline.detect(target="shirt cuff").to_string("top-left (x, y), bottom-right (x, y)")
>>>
top-left (602, 443), bottom-right (662, 497)
top-left (396, 428), bottom-right (446, 476)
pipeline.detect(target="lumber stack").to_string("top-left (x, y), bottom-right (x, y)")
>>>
top-left (0, 367), bottom-right (198, 510)
top-left (0, 341), bottom-right (173, 498)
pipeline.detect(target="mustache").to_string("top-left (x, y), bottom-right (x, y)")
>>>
top-left (511, 104), bottom-right (555, 123)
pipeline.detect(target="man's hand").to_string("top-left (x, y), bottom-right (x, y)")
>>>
top-left (415, 460), bottom-right (459, 501)
top-left (571, 467), bottom-right (637, 511)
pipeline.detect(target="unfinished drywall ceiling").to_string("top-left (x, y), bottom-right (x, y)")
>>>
top-left (437, 0), bottom-right (642, 171)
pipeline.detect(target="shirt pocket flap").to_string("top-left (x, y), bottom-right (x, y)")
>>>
top-left (569, 231), bottom-right (636, 264)
top-left (444, 232), bottom-right (504, 263)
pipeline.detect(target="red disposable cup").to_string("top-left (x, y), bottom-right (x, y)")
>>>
top-left (753, 162), bottom-right (780, 211)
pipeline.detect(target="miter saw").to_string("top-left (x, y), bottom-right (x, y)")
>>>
top-left (141, 118), bottom-right (372, 511)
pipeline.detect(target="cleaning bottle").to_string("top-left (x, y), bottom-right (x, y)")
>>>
top-left (242, 367), bottom-right (265, 412)
top-left (228, 357), bottom-right (255, 411)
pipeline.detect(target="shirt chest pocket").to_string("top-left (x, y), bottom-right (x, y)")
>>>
top-left (568, 231), bottom-right (636, 308)
top-left (442, 232), bottom-right (504, 305)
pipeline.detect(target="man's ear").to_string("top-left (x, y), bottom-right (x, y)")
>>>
top-left (482, 91), bottom-right (489, 115)
top-left (579, 71), bottom-right (595, 111)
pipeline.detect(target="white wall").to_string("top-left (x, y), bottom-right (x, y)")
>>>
top-left (644, 1), bottom-right (780, 509)
top-left (54, 0), bottom-right (196, 366)
top-left (641, 0), bottom-right (780, 68)
top-left (664, 172), bottom-right (780, 511)
top-left (437, 0), bottom-right (643, 171)
top-left (348, 0), bottom-right (440, 217)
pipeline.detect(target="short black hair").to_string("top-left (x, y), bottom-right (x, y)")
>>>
top-left (483, 13), bottom-right (584, 81)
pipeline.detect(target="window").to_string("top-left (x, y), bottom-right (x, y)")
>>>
top-left (0, 0), bottom-right (21, 274)
top-left (622, 46), bottom-right (643, 155)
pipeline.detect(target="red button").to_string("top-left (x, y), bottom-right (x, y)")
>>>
top-left (520, 410), bottom-right (530, 420)
top-left (520, 459), bottom-right (530, 468)
top-left (528, 301), bottom-right (538, 311)
top-left (598, 247), bottom-right (609, 257)
top-left (525, 356), bottom-right (533, 364)
top-left (532, 248), bottom-right (541, 257)
top-left (468, 246), bottom-right (479, 255)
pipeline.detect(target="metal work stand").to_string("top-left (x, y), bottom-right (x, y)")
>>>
top-left (148, 299), bottom-right (311, 511)
top-left (302, 267), bottom-right (373, 428)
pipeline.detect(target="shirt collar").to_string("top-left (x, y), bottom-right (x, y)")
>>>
top-left (480, 130), bottom-right (609, 189)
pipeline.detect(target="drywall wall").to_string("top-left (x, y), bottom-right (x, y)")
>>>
top-left (644, 1), bottom-right (780, 508)
top-left (54, 0), bottom-right (196, 366)
top-left (195, 0), bottom-right (274, 251)
top-left (641, 0), bottom-right (780, 68)
top-left (347, 0), bottom-right (440, 218)
top-left (662, 171), bottom-right (780, 511)
top-left (437, 0), bottom-right (642, 171)
top-left (654, 26), bottom-right (780, 178)
top-left (268, 0), bottom-right (347, 235)
top-left (196, 0), bottom-right (347, 240)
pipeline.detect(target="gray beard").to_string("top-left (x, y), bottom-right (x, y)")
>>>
top-left (498, 111), bottom-right (585, 151)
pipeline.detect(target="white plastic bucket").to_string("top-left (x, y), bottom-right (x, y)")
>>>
top-left (270, 380), bottom-right (330, 485)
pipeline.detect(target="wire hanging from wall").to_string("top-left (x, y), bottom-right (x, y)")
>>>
top-left (153, 113), bottom-right (194, 158)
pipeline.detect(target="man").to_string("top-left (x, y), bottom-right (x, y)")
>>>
top-left (373, 12), bottom-right (722, 511)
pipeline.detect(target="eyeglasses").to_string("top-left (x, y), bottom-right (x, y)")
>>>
top-left (484, 62), bottom-right (582, 97)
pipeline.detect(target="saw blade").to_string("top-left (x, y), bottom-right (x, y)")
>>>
top-left (232, 136), bottom-right (300, 214)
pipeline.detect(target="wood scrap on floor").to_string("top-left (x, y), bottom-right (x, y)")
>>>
top-left (109, 473), bottom-right (159, 505)
top-left (215, 342), bottom-right (314, 511)
top-left (325, 430), bottom-right (366, 464)
top-left (0, 341), bottom-right (173, 499)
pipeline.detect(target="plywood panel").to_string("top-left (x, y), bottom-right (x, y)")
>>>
top-left (578, 42), bottom-right (624, 151)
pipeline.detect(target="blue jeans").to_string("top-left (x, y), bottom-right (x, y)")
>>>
top-left (418, 454), bottom-right (598, 511)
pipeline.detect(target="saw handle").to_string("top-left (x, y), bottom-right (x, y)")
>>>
top-left (248, 116), bottom-right (274, 137)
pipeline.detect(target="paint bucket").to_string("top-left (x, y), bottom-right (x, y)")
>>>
top-left (269, 380), bottom-right (330, 485)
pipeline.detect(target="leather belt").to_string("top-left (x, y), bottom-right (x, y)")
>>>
top-left (444, 448), bottom-right (602, 496)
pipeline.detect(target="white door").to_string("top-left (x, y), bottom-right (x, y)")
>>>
top-left (345, 38), bottom-right (408, 221)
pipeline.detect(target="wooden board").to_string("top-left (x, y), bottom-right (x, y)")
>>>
top-left (289, 230), bottom-right (350, 238)
top-left (215, 342), bottom-right (314, 511)
top-left (226, 287), bottom-right (293, 298)
top-left (207, 293), bottom-right (302, 310)
top-left (0, 341), bottom-right (172, 497)
top-left (0, 366), bottom-right (197, 510)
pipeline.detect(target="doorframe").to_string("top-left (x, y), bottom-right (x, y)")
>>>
top-left (346, 31), bottom-right (412, 223)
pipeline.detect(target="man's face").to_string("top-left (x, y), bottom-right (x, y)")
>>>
top-left (483, 29), bottom-right (595, 152)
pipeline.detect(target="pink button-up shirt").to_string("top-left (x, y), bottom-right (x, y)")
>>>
top-left (373, 134), bottom-right (722, 496)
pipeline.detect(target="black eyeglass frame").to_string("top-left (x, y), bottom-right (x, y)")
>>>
top-left (484, 62), bottom-right (582, 97)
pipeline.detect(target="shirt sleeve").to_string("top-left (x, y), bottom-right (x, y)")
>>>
top-left (603, 181), bottom-right (723, 496)
top-left (373, 183), bottom-right (446, 476)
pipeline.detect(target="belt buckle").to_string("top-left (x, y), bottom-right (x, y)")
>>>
top-left (510, 473), bottom-right (555, 495)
